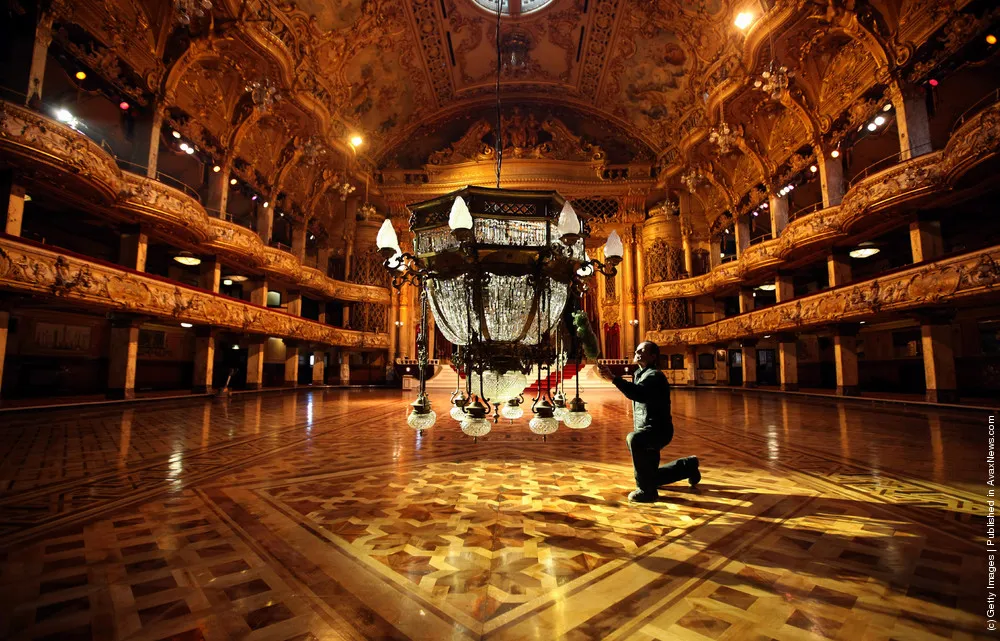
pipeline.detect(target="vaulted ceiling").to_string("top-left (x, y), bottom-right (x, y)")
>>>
top-left (44, 0), bottom-right (982, 240)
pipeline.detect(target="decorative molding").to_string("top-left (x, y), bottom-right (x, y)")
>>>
top-left (0, 237), bottom-right (388, 350)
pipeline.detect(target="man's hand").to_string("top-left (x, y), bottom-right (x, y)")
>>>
top-left (597, 364), bottom-right (615, 381)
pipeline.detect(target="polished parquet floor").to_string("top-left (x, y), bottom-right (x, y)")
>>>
top-left (0, 388), bottom-right (991, 641)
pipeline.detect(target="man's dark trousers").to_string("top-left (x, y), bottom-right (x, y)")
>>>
top-left (626, 429), bottom-right (698, 492)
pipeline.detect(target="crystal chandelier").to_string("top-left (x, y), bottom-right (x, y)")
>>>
top-left (708, 121), bottom-right (737, 154)
top-left (245, 79), bottom-right (280, 114)
top-left (376, 189), bottom-right (622, 438)
top-left (680, 167), bottom-right (704, 193)
top-left (174, 0), bottom-right (212, 24)
top-left (337, 182), bottom-right (357, 201)
top-left (299, 136), bottom-right (327, 165)
top-left (754, 61), bottom-right (792, 100)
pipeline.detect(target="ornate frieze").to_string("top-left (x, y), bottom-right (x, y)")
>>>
top-left (647, 245), bottom-right (1000, 347)
top-left (0, 237), bottom-right (388, 349)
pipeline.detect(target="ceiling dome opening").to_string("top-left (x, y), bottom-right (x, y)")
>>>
top-left (471, 0), bottom-right (556, 15)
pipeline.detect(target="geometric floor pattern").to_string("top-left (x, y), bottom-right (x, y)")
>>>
top-left (0, 388), bottom-right (993, 640)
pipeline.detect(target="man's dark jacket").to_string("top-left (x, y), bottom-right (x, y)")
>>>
top-left (611, 366), bottom-right (673, 439)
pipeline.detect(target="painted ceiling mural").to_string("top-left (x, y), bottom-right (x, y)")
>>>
top-left (41, 0), bottom-right (981, 241)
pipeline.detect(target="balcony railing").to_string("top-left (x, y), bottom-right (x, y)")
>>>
top-left (789, 201), bottom-right (824, 222)
top-left (848, 141), bottom-right (936, 187)
top-left (951, 88), bottom-right (1000, 134)
top-left (749, 232), bottom-right (772, 246)
top-left (270, 241), bottom-right (292, 252)
top-left (114, 160), bottom-right (203, 203)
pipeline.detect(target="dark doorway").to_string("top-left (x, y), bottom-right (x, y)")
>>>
top-left (728, 349), bottom-right (743, 386)
top-left (758, 349), bottom-right (778, 386)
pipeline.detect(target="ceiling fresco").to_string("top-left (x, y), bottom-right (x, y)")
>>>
top-left (40, 0), bottom-right (984, 241)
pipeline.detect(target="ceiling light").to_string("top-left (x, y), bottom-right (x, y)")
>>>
top-left (764, 335), bottom-right (771, 338)
top-left (809, 165), bottom-right (818, 173)
top-left (734, 12), bottom-right (753, 29)
top-left (309, 234), bottom-right (315, 240)
top-left (752, 291), bottom-right (757, 297)
top-left (222, 279), bottom-right (233, 286)
top-left (179, 142), bottom-right (190, 151)
top-left (251, 195), bottom-right (257, 201)
top-left (928, 78), bottom-right (939, 87)
top-left (172, 130), bottom-right (181, 139)
top-left (988, 34), bottom-right (997, 45)
top-left (262, 201), bottom-right (269, 208)
top-left (223, 274), bottom-right (248, 282)
top-left (75, 71), bottom-right (87, 80)
top-left (232, 344), bottom-right (239, 350)
top-left (830, 149), bottom-right (840, 158)
top-left (757, 284), bottom-right (776, 291)
top-left (874, 115), bottom-right (886, 126)
top-left (212, 165), bottom-right (221, 172)
top-left (23, 194), bottom-right (31, 202)
top-left (119, 101), bottom-right (129, 110)
top-left (185, 146), bottom-right (195, 154)
top-left (860, 321), bottom-right (866, 324)
top-left (55, 108), bottom-right (75, 124)
top-left (230, 177), bottom-right (237, 185)
top-left (180, 322), bottom-right (193, 328)
top-left (278, 211), bottom-right (284, 217)
top-left (883, 103), bottom-right (893, 111)
top-left (849, 242), bottom-right (880, 259)
top-left (350, 135), bottom-right (364, 147)
top-left (173, 251), bottom-right (202, 266)
top-left (724, 228), bottom-right (730, 234)
top-left (867, 122), bottom-right (878, 131)
top-left (752, 211), bottom-right (759, 217)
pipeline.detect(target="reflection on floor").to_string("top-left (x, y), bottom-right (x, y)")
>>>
top-left (0, 388), bottom-right (991, 640)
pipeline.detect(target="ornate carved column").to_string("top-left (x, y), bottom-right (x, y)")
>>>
top-left (107, 316), bottom-right (142, 400)
top-left (741, 339), bottom-right (758, 388)
top-left (643, 205), bottom-right (686, 338)
top-left (768, 193), bottom-right (789, 237)
top-left (890, 81), bottom-right (933, 160)
top-left (910, 215), bottom-right (944, 263)
top-left (777, 333), bottom-right (798, 391)
top-left (919, 312), bottom-right (958, 403)
top-left (814, 145), bottom-right (845, 207)
top-left (2, 176), bottom-right (26, 236)
top-left (256, 203), bottom-right (273, 245)
top-left (283, 340), bottom-right (300, 387)
top-left (246, 337), bottom-right (266, 390)
top-left (833, 325), bottom-right (860, 396)
top-left (348, 212), bottom-right (389, 337)
top-left (192, 327), bottom-right (216, 394)
top-left (827, 250), bottom-right (852, 287)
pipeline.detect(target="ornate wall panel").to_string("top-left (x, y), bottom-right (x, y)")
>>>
top-left (0, 237), bottom-right (388, 349)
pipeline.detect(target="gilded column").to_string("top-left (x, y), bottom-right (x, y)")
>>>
top-left (920, 313), bottom-right (958, 403)
top-left (2, 177), bottom-right (26, 236)
top-left (246, 337), bottom-right (266, 390)
top-left (0, 308), bottom-right (9, 403)
top-left (642, 202), bottom-right (685, 338)
top-left (833, 325), bottom-right (860, 396)
top-left (192, 327), bottom-right (216, 394)
top-left (107, 316), bottom-right (142, 400)
top-left (26, 9), bottom-right (54, 106)
top-left (284, 340), bottom-right (300, 387)
top-left (777, 333), bottom-right (798, 391)
top-left (890, 81), bottom-right (932, 160)
top-left (741, 339), bottom-right (758, 388)
top-left (119, 226), bottom-right (148, 271)
top-left (768, 193), bottom-right (789, 237)
top-left (814, 144), bottom-right (845, 207)
top-left (910, 215), bottom-right (944, 263)
top-left (312, 348), bottom-right (326, 385)
top-left (827, 250), bottom-right (852, 287)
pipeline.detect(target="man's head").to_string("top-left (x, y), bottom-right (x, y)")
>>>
top-left (633, 341), bottom-right (660, 368)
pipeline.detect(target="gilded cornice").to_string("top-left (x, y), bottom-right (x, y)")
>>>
top-left (0, 237), bottom-right (388, 350)
top-left (648, 244), bottom-right (1000, 347)
top-left (0, 101), bottom-right (389, 306)
top-left (644, 99), bottom-right (1000, 302)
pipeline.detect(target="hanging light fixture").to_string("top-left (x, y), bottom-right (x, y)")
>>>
top-left (174, 0), bottom-right (212, 24)
top-left (245, 78), bottom-right (280, 114)
top-left (849, 241), bottom-right (880, 258)
top-left (173, 251), bottom-right (201, 266)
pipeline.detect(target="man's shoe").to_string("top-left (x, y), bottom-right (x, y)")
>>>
top-left (628, 489), bottom-right (658, 503)
top-left (688, 457), bottom-right (701, 487)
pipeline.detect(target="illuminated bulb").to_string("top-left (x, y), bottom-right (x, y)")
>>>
top-left (55, 108), bottom-right (74, 123)
top-left (212, 165), bottom-right (221, 172)
top-left (251, 195), bottom-right (258, 201)
top-left (928, 78), bottom-right (939, 87)
top-left (883, 103), bottom-right (893, 111)
top-left (232, 344), bottom-right (239, 350)
top-left (376, 218), bottom-right (400, 255)
top-left (734, 12), bottom-right (753, 29)
top-left (230, 178), bottom-right (238, 185)
top-left (262, 201), bottom-right (269, 208)
top-left (809, 165), bottom-right (818, 173)
top-left (119, 101), bottom-right (129, 110)
top-left (185, 146), bottom-right (195, 154)
top-left (501, 400), bottom-right (524, 421)
top-left (172, 130), bottom-right (182, 139)
top-left (556, 201), bottom-right (580, 242)
top-left (350, 135), bottom-right (364, 147)
top-left (180, 322), bottom-right (193, 328)
top-left (460, 417), bottom-right (491, 437)
top-left (867, 122), bottom-right (878, 131)
top-left (874, 116), bottom-right (886, 126)
top-left (75, 71), bottom-right (86, 80)
top-left (223, 279), bottom-right (233, 286)
top-left (724, 228), bottom-right (730, 234)
top-left (604, 229), bottom-right (624, 259)
top-left (563, 398), bottom-right (592, 429)
top-left (830, 149), bottom-right (840, 158)
top-left (448, 195), bottom-right (473, 231)
top-left (529, 416), bottom-right (559, 435)
top-left (987, 34), bottom-right (997, 45)
top-left (407, 409), bottom-right (437, 430)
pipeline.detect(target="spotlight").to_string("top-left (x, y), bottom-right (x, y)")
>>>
top-left (75, 71), bottom-right (87, 80)
top-left (213, 165), bottom-right (222, 173)
top-left (262, 201), bottom-right (269, 208)
top-left (734, 12), bottom-right (753, 29)
top-left (119, 101), bottom-right (129, 110)
top-left (179, 142), bottom-right (190, 151)
top-left (928, 78), bottom-right (939, 87)
top-left (55, 108), bottom-right (75, 123)
top-left (883, 103), bottom-right (893, 111)
top-left (350, 135), bottom-right (364, 147)
top-left (223, 279), bottom-right (233, 286)
top-left (809, 165), bottom-right (818, 173)
top-left (830, 149), bottom-right (840, 158)
top-left (988, 34), bottom-right (997, 45)
top-left (724, 228), bottom-right (730, 234)
top-left (232, 344), bottom-right (239, 350)
top-left (185, 146), bottom-right (195, 155)
top-left (867, 122), bottom-right (878, 131)
top-left (180, 322), bottom-right (193, 328)
top-left (278, 211), bottom-right (284, 217)
top-left (230, 177), bottom-right (237, 185)
top-left (874, 115), bottom-right (886, 126)
top-left (309, 234), bottom-right (315, 240)
top-left (251, 195), bottom-right (258, 201)
top-left (172, 130), bottom-right (182, 139)
top-left (752, 211), bottom-right (759, 217)
top-left (860, 321), bottom-right (866, 325)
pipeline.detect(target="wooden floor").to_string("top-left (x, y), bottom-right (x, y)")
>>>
top-left (0, 388), bottom-right (991, 640)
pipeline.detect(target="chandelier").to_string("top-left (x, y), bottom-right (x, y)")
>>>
top-left (680, 167), bottom-right (705, 193)
top-left (708, 121), bottom-right (738, 154)
top-left (174, 0), bottom-right (212, 24)
top-left (754, 61), bottom-right (792, 100)
top-left (245, 79), bottom-right (280, 114)
top-left (376, 188), bottom-right (622, 438)
top-left (299, 136), bottom-right (327, 165)
top-left (337, 182), bottom-right (357, 201)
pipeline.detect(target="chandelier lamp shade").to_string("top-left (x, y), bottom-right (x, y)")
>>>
top-left (377, 186), bottom-right (620, 438)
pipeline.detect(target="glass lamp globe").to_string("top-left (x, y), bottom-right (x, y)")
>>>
top-left (407, 409), bottom-right (437, 430)
top-left (552, 390), bottom-right (568, 421)
top-left (450, 404), bottom-right (467, 421)
top-left (564, 397), bottom-right (592, 429)
top-left (528, 416), bottom-right (559, 435)
top-left (501, 400), bottom-right (524, 421)
top-left (460, 417), bottom-right (491, 437)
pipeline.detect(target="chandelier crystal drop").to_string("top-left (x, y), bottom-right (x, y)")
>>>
top-left (245, 79), bottom-right (280, 114)
top-left (709, 121), bottom-right (737, 155)
top-left (680, 167), bottom-right (704, 194)
top-left (754, 61), bottom-right (792, 101)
